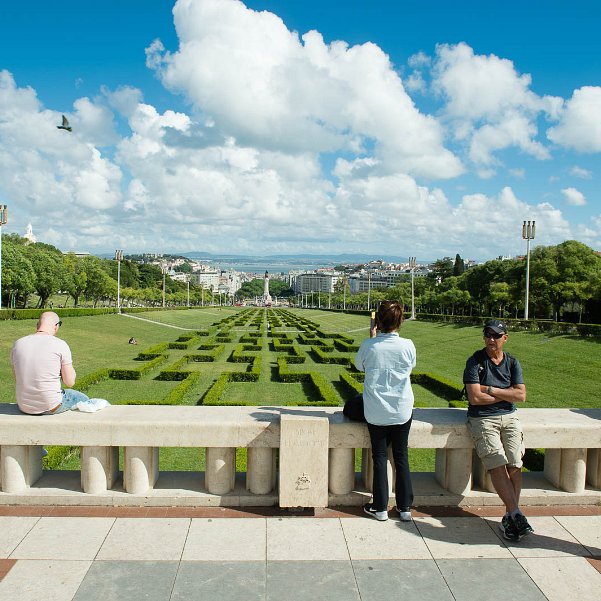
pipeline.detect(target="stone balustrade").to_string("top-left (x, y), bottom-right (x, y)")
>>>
top-left (0, 405), bottom-right (600, 507)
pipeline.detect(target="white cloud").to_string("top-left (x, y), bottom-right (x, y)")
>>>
top-left (431, 43), bottom-right (560, 166)
top-left (103, 85), bottom-right (144, 118)
top-left (569, 166), bottom-right (592, 179)
top-left (548, 86), bottom-right (601, 152)
top-left (404, 70), bottom-right (426, 93)
top-left (145, 0), bottom-right (462, 179)
top-left (561, 187), bottom-right (587, 206)
top-left (1, 4), bottom-right (597, 260)
top-left (0, 70), bottom-right (123, 229)
top-left (408, 51), bottom-right (431, 69)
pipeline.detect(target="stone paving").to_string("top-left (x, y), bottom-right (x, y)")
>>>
top-left (0, 506), bottom-right (600, 601)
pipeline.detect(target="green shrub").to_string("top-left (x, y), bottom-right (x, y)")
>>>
top-left (411, 372), bottom-right (463, 400)
top-left (0, 308), bottom-right (118, 321)
top-left (136, 343), bottom-right (169, 360)
top-left (311, 346), bottom-right (352, 365)
top-left (77, 368), bottom-right (110, 392)
top-left (109, 354), bottom-right (167, 379)
top-left (340, 371), bottom-right (363, 395)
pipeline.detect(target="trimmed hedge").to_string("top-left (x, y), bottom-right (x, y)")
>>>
top-left (0, 307), bottom-right (117, 320)
top-left (76, 368), bottom-right (110, 392)
top-left (411, 372), bottom-right (463, 401)
top-left (339, 371), bottom-right (363, 396)
top-left (136, 343), bottom-right (169, 360)
top-left (311, 346), bottom-right (352, 365)
top-left (108, 354), bottom-right (167, 380)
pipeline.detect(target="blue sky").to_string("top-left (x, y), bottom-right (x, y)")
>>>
top-left (0, 0), bottom-right (599, 260)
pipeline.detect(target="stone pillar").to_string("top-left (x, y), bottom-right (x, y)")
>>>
top-left (205, 447), bottom-right (235, 495)
top-left (587, 449), bottom-right (601, 489)
top-left (435, 448), bottom-right (472, 495)
top-left (472, 451), bottom-right (496, 493)
top-left (328, 447), bottom-right (355, 495)
top-left (0, 445), bottom-right (44, 493)
top-left (544, 448), bottom-right (587, 493)
top-left (124, 446), bottom-right (158, 494)
top-left (246, 447), bottom-right (274, 495)
top-left (279, 414), bottom-right (329, 508)
top-left (81, 446), bottom-right (119, 494)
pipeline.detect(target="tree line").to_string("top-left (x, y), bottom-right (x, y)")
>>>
top-left (2, 235), bottom-right (600, 322)
top-left (0, 234), bottom-right (209, 308)
top-left (297, 241), bottom-right (601, 323)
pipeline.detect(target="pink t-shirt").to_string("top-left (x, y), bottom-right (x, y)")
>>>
top-left (11, 334), bottom-right (73, 414)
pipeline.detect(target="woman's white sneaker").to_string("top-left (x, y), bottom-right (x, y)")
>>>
top-left (363, 503), bottom-right (388, 521)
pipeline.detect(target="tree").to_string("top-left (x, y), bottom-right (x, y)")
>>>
top-left (453, 254), bottom-right (465, 276)
top-left (63, 253), bottom-right (87, 307)
top-left (429, 257), bottom-right (454, 283)
top-left (529, 240), bottom-right (601, 320)
top-left (81, 256), bottom-right (114, 307)
top-left (489, 282), bottom-right (512, 317)
top-left (1, 235), bottom-right (35, 307)
top-left (25, 243), bottom-right (65, 308)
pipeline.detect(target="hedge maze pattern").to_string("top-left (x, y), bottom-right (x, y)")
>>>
top-left (78, 308), bottom-right (465, 409)
top-left (76, 309), bottom-right (359, 407)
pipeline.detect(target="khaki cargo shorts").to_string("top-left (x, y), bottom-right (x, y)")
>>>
top-left (467, 414), bottom-right (524, 471)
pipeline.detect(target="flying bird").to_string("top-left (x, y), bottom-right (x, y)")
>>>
top-left (57, 115), bottom-right (72, 132)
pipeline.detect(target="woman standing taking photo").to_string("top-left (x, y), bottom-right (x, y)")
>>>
top-left (354, 300), bottom-right (416, 521)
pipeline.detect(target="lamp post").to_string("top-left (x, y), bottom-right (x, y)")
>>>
top-left (343, 277), bottom-right (347, 310)
top-left (522, 220), bottom-right (536, 320)
top-left (409, 256), bottom-right (416, 320)
top-left (115, 250), bottom-right (123, 312)
top-left (367, 272), bottom-right (371, 311)
top-left (162, 266), bottom-right (167, 308)
top-left (0, 205), bottom-right (7, 310)
top-left (186, 275), bottom-right (190, 307)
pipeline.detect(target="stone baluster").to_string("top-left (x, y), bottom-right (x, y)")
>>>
top-left (435, 448), bottom-right (472, 495)
top-left (246, 447), bottom-right (275, 495)
top-left (587, 449), bottom-right (601, 489)
top-left (328, 447), bottom-right (355, 495)
top-left (544, 448), bottom-right (587, 493)
top-left (124, 446), bottom-right (158, 494)
top-left (81, 446), bottom-right (119, 494)
top-left (0, 445), bottom-right (44, 493)
top-left (205, 447), bottom-right (235, 495)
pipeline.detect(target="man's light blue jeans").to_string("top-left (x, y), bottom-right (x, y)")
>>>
top-left (43, 389), bottom-right (91, 414)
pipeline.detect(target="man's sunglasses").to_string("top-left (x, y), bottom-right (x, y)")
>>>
top-left (483, 330), bottom-right (503, 339)
top-left (56, 321), bottom-right (62, 327)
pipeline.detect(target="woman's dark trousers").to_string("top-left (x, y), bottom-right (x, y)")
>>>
top-left (367, 418), bottom-right (413, 512)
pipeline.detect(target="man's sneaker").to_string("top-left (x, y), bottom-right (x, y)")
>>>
top-left (499, 515), bottom-right (521, 541)
top-left (513, 513), bottom-right (534, 537)
top-left (363, 503), bottom-right (388, 521)
top-left (395, 507), bottom-right (412, 522)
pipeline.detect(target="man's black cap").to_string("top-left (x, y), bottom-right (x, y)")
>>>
top-left (483, 319), bottom-right (508, 334)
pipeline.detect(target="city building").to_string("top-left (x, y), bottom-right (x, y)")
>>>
top-left (292, 272), bottom-right (341, 294)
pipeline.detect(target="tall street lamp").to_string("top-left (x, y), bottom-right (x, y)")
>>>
top-left (186, 275), bottom-right (190, 307)
top-left (409, 256), bottom-right (417, 320)
top-left (115, 250), bottom-right (123, 312)
top-left (0, 205), bottom-right (7, 310)
top-left (343, 277), bottom-right (347, 310)
top-left (522, 220), bottom-right (536, 320)
top-left (367, 272), bottom-right (372, 311)
top-left (162, 266), bottom-right (167, 308)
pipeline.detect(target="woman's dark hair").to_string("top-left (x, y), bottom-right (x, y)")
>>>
top-left (375, 300), bottom-right (403, 333)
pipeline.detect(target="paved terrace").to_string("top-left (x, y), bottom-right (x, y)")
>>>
top-left (1, 505), bottom-right (600, 601)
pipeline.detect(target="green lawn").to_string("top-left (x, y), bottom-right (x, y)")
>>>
top-left (3, 307), bottom-right (600, 408)
top-left (3, 307), bottom-right (600, 473)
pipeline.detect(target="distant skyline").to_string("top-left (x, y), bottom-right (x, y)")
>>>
top-left (1, 0), bottom-right (599, 260)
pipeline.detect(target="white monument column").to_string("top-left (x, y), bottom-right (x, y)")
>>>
top-left (263, 271), bottom-right (272, 306)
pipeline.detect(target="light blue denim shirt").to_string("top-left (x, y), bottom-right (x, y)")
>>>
top-left (354, 332), bottom-right (416, 426)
